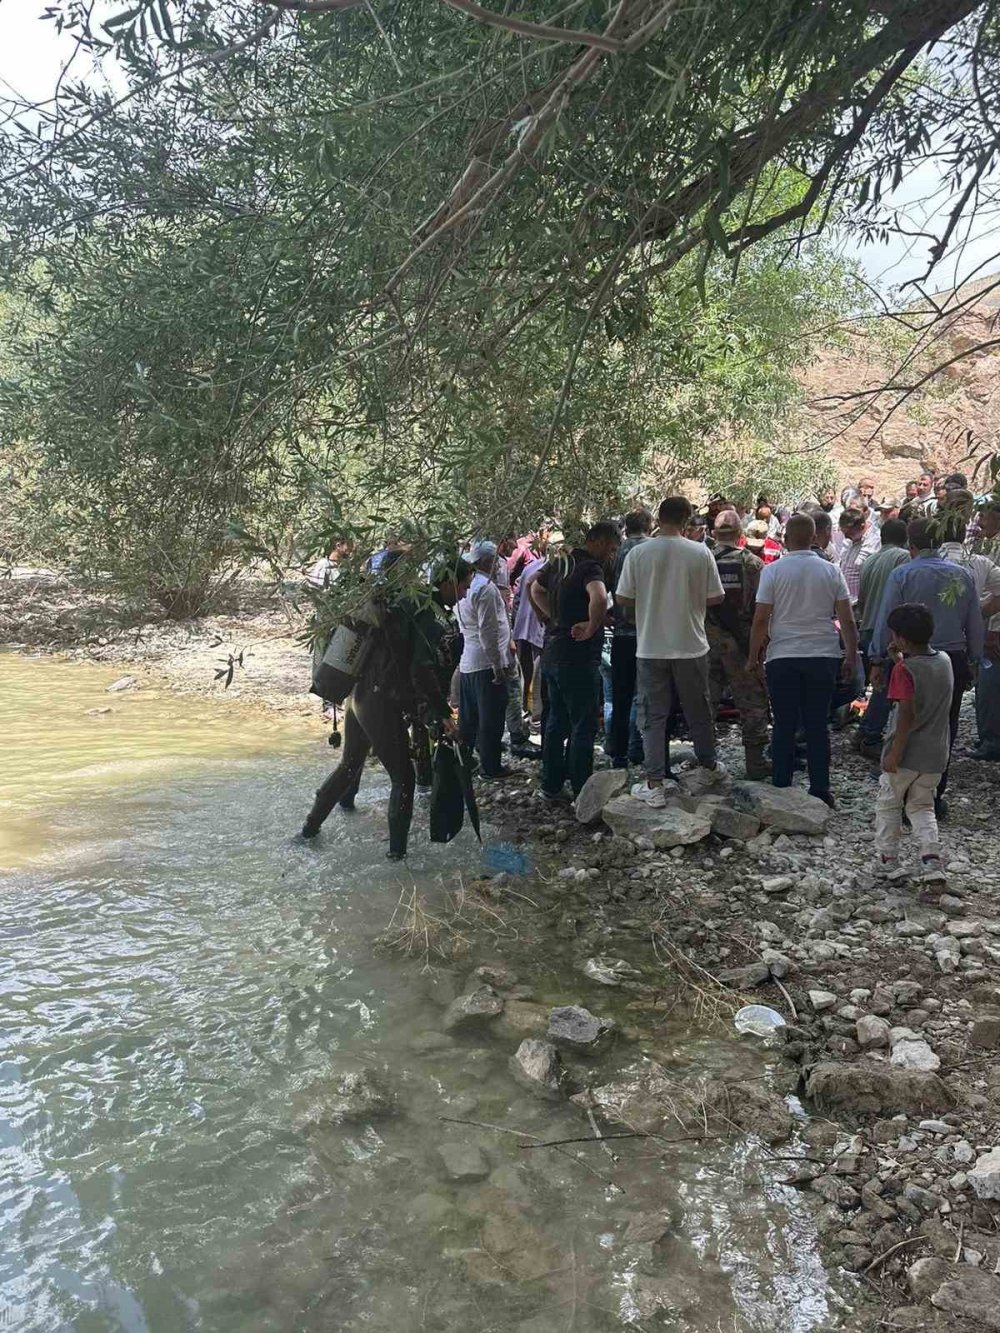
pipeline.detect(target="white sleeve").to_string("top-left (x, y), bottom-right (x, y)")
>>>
top-left (477, 585), bottom-right (507, 673)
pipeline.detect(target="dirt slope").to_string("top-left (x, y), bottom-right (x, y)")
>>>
top-left (796, 275), bottom-right (1000, 496)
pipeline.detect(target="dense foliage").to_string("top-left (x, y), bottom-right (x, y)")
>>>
top-left (3, 0), bottom-right (999, 606)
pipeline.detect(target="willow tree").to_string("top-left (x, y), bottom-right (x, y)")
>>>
top-left (2, 0), bottom-right (998, 602)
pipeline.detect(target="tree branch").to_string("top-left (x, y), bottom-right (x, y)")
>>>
top-left (439, 0), bottom-right (627, 52)
top-left (271, 0), bottom-right (364, 10)
top-left (629, 0), bottom-right (982, 271)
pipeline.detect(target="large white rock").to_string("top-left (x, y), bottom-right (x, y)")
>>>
top-left (574, 769), bottom-right (628, 824)
top-left (890, 1033), bottom-right (941, 1073)
top-left (969, 1148), bottom-right (1000, 1201)
top-left (601, 796), bottom-right (711, 848)
top-left (730, 782), bottom-right (832, 835)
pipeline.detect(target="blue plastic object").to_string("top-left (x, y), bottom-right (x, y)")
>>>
top-left (481, 843), bottom-right (533, 876)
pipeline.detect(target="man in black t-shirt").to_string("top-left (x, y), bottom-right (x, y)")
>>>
top-left (530, 521), bottom-right (619, 800)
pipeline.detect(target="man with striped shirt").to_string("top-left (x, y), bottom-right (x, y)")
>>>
top-left (838, 507), bottom-right (879, 605)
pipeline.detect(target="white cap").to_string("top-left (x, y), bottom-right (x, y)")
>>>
top-left (469, 539), bottom-right (498, 562)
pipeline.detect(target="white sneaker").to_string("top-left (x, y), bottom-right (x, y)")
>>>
top-left (631, 781), bottom-right (666, 809)
top-left (685, 762), bottom-right (728, 791)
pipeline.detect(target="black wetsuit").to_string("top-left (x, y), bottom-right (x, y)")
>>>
top-left (302, 595), bottom-right (455, 857)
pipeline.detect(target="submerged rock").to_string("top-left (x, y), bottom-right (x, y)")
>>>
top-left (581, 956), bottom-right (640, 987)
top-left (496, 999), bottom-right (549, 1041)
top-left (622, 1209), bottom-right (681, 1247)
top-left (478, 1202), bottom-right (563, 1283)
top-left (702, 1078), bottom-right (793, 1145)
top-left (106, 675), bottom-right (137, 693)
top-left (297, 1067), bottom-right (395, 1128)
top-left (406, 1192), bottom-right (455, 1226)
top-left (509, 1039), bottom-right (563, 1100)
top-left (438, 1142), bottom-right (490, 1182)
top-left (441, 985), bottom-right (504, 1033)
top-left (579, 1062), bottom-right (791, 1143)
top-left (547, 1004), bottom-right (614, 1050)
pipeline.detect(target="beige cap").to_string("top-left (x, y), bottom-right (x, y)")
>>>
top-left (713, 508), bottom-right (742, 534)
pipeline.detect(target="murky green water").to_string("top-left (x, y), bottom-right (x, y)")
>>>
top-left (0, 653), bottom-right (857, 1331)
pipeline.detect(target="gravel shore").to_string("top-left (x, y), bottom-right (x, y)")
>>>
top-left (473, 720), bottom-right (1000, 1331)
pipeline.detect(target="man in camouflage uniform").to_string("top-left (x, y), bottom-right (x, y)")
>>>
top-left (706, 510), bottom-right (771, 778)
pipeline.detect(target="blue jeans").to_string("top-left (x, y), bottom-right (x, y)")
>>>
top-left (541, 660), bottom-right (600, 797)
top-left (459, 669), bottom-right (508, 777)
top-left (766, 657), bottom-right (840, 797)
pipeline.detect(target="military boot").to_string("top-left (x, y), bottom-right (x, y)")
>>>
top-left (743, 744), bottom-right (771, 780)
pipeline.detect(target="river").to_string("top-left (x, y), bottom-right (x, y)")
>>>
top-left (0, 652), bottom-right (858, 1331)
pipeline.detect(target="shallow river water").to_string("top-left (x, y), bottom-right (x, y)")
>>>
top-left (0, 653), bottom-right (858, 1331)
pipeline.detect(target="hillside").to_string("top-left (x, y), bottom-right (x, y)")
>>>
top-left (797, 274), bottom-right (1000, 496)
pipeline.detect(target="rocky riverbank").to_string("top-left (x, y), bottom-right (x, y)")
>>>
top-left (470, 722), bottom-right (1000, 1332)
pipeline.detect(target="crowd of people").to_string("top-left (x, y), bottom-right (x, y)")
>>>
top-left (300, 473), bottom-right (1000, 884)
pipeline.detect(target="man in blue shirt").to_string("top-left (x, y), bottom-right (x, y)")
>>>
top-left (871, 518), bottom-right (984, 818)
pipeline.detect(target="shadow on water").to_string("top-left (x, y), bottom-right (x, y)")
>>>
top-left (0, 653), bottom-right (858, 1331)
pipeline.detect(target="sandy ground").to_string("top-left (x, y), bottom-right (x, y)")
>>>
top-left (0, 567), bottom-right (322, 722)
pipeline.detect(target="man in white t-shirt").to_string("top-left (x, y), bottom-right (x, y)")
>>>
top-left (615, 496), bottom-right (726, 806)
top-left (747, 512), bottom-right (859, 807)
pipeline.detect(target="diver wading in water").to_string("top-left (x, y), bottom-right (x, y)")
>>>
top-left (300, 554), bottom-right (473, 859)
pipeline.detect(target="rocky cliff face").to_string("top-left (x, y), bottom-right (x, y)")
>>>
top-left (797, 276), bottom-right (1000, 496)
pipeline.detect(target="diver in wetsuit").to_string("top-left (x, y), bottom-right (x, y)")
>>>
top-left (300, 555), bottom-right (472, 859)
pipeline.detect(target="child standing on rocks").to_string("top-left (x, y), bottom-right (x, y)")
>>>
top-left (876, 603), bottom-right (953, 886)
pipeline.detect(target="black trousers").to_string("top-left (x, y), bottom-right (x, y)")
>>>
top-left (939, 650), bottom-right (974, 798)
top-left (458, 668), bottom-right (507, 777)
top-left (609, 636), bottom-right (643, 765)
top-left (304, 679), bottom-right (415, 857)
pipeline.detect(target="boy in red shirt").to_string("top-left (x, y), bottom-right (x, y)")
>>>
top-left (876, 603), bottom-right (954, 886)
